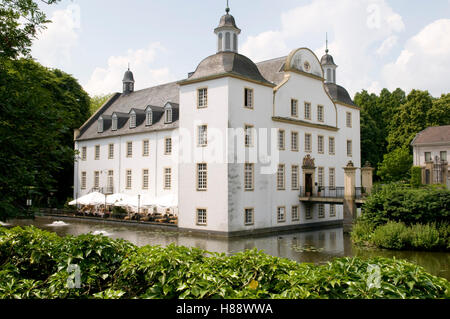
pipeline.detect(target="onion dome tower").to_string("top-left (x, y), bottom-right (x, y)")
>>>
top-left (214, 2), bottom-right (241, 53)
top-left (320, 34), bottom-right (338, 84)
top-left (122, 66), bottom-right (135, 94)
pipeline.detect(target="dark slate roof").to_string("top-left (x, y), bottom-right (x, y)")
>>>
top-left (324, 83), bottom-right (356, 106)
top-left (123, 69), bottom-right (134, 83)
top-left (411, 125), bottom-right (450, 145)
top-left (215, 13), bottom-right (240, 31)
top-left (182, 51), bottom-right (273, 86)
top-left (320, 53), bottom-right (336, 66)
top-left (256, 56), bottom-right (287, 85)
top-left (76, 81), bottom-right (179, 141)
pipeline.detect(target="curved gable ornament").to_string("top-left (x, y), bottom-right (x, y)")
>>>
top-left (285, 48), bottom-right (323, 78)
top-left (302, 154), bottom-right (316, 169)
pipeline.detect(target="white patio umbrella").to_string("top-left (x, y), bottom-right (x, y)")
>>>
top-left (106, 193), bottom-right (134, 206)
top-left (155, 194), bottom-right (178, 208)
top-left (68, 192), bottom-right (106, 206)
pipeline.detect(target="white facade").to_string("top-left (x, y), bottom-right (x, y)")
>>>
top-left (73, 9), bottom-right (361, 235)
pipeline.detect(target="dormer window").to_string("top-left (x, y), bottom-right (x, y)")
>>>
top-left (130, 111), bottom-right (136, 129)
top-left (165, 108), bottom-right (173, 124)
top-left (146, 109), bottom-right (153, 126)
top-left (112, 114), bottom-right (118, 131)
top-left (97, 118), bottom-right (104, 133)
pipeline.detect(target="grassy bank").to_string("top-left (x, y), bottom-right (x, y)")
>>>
top-left (352, 183), bottom-right (450, 251)
top-left (0, 226), bottom-right (449, 299)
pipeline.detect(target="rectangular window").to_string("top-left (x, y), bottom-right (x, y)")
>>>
top-left (305, 133), bottom-right (312, 152)
top-left (292, 206), bottom-right (299, 221)
top-left (165, 109), bottom-right (173, 123)
top-left (441, 151), bottom-right (447, 161)
top-left (329, 137), bottom-right (335, 155)
top-left (244, 88), bottom-right (254, 108)
top-left (165, 137), bottom-right (172, 155)
top-left (196, 208), bottom-right (207, 225)
top-left (277, 164), bottom-right (285, 190)
top-left (291, 165), bottom-right (299, 190)
top-left (318, 167), bottom-right (324, 188)
top-left (346, 112), bottom-right (352, 128)
top-left (304, 102), bottom-right (311, 120)
top-left (126, 170), bottom-right (132, 189)
top-left (329, 168), bottom-right (336, 188)
top-left (291, 131), bottom-right (299, 151)
top-left (347, 140), bottom-right (353, 157)
top-left (127, 142), bottom-right (133, 158)
top-left (198, 88), bottom-right (208, 108)
top-left (330, 204), bottom-right (336, 217)
top-left (425, 152), bottom-right (431, 162)
top-left (318, 135), bottom-right (324, 154)
top-left (244, 163), bottom-right (254, 191)
top-left (95, 145), bottom-right (100, 160)
top-left (291, 99), bottom-right (298, 117)
top-left (81, 171), bottom-right (86, 189)
top-left (305, 206), bottom-right (312, 219)
top-left (278, 130), bottom-right (285, 150)
top-left (164, 168), bottom-right (172, 189)
top-left (277, 207), bottom-right (286, 223)
top-left (197, 163), bottom-right (207, 191)
top-left (107, 170), bottom-right (114, 193)
top-left (198, 125), bottom-right (208, 146)
top-left (317, 105), bottom-right (324, 122)
top-left (244, 208), bottom-right (254, 225)
top-left (142, 169), bottom-right (149, 190)
top-left (245, 125), bottom-right (254, 147)
top-left (94, 171), bottom-right (100, 188)
top-left (108, 144), bottom-right (114, 159)
top-left (318, 204), bottom-right (325, 218)
top-left (143, 140), bottom-right (149, 157)
top-left (81, 146), bottom-right (87, 161)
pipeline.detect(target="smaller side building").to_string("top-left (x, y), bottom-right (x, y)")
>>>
top-left (411, 125), bottom-right (450, 188)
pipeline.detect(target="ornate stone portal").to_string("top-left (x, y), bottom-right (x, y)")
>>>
top-left (302, 155), bottom-right (316, 196)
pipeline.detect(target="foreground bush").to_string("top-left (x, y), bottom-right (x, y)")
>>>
top-left (0, 226), bottom-right (449, 299)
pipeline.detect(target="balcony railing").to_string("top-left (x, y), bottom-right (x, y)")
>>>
top-left (299, 186), bottom-right (345, 198)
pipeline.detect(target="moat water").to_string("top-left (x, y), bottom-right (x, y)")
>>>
top-left (5, 216), bottom-right (450, 280)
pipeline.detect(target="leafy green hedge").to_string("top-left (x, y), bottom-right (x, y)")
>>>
top-left (0, 226), bottom-right (449, 299)
top-left (360, 183), bottom-right (450, 226)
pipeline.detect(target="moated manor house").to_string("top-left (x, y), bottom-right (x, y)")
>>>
top-left (73, 8), bottom-right (365, 235)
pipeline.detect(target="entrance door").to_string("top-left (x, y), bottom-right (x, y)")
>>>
top-left (305, 174), bottom-right (313, 195)
top-left (425, 169), bottom-right (430, 185)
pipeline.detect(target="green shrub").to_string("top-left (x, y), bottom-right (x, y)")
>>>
top-left (372, 222), bottom-right (410, 249)
top-left (361, 183), bottom-right (450, 226)
top-left (351, 220), bottom-right (376, 245)
top-left (409, 223), bottom-right (440, 250)
top-left (0, 226), bottom-right (449, 299)
top-left (410, 167), bottom-right (422, 188)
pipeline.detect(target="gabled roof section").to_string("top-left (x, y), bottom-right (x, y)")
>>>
top-left (411, 125), bottom-right (450, 146)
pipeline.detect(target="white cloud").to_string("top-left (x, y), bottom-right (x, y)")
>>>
top-left (240, 0), bottom-right (405, 97)
top-left (84, 42), bottom-right (175, 96)
top-left (32, 5), bottom-right (80, 68)
top-left (382, 19), bottom-right (450, 96)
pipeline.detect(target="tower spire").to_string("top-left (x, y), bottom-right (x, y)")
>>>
top-left (325, 32), bottom-right (329, 54)
top-left (226, 0), bottom-right (230, 14)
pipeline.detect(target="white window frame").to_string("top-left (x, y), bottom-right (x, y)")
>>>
top-left (126, 170), bottom-right (132, 189)
top-left (291, 131), bottom-right (299, 152)
top-left (142, 140), bottom-right (149, 157)
top-left (317, 105), bottom-right (324, 122)
top-left (244, 163), bottom-right (254, 191)
top-left (277, 164), bottom-right (285, 190)
top-left (126, 142), bottom-right (133, 158)
top-left (196, 208), bottom-right (207, 226)
top-left (291, 165), bottom-right (299, 190)
top-left (197, 88), bottom-right (208, 108)
top-left (318, 135), bottom-right (324, 154)
top-left (278, 130), bottom-right (285, 150)
top-left (165, 137), bottom-right (172, 155)
top-left (305, 133), bottom-right (312, 152)
top-left (81, 171), bottom-right (87, 189)
top-left (277, 206), bottom-right (286, 223)
top-left (329, 137), bottom-right (335, 155)
top-left (196, 163), bottom-right (207, 191)
top-left (164, 167), bottom-right (172, 190)
top-left (347, 140), bottom-right (353, 157)
top-left (304, 102), bottom-right (311, 120)
top-left (291, 99), bottom-right (298, 117)
top-left (95, 145), bottom-right (100, 160)
top-left (292, 205), bottom-right (299, 221)
top-left (244, 208), bottom-right (254, 225)
top-left (142, 169), bottom-right (149, 190)
top-left (244, 88), bottom-right (254, 109)
top-left (198, 125), bottom-right (208, 147)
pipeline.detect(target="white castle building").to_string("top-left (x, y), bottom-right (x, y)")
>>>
top-left (74, 6), bottom-right (361, 235)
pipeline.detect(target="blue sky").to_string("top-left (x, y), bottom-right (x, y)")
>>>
top-left (32, 0), bottom-right (450, 98)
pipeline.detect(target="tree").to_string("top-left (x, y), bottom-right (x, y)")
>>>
top-left (0, 59), bottom-right (90, 219)
top-left (377, 147), bottom-right (412, 182)
top-left (427, 93), bottom-right (450, 127)
top-left (0, 0), bottom-right (60, 60)
top-left (90, 94), bottom-right (113, 116)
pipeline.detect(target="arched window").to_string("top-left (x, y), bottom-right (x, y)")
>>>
top-left (218, 33), bottom-right (223, 51)
top-left (333, 69), bottom-right (336, 83)
top-left (146, 110), bottom-right (153, 126)
top-left (98, 118), bottom-right (103, 133)
top-left (130, 111), bottom-right (136, 128)
top-left (233, 33), bottom-right (237, 52)
top-left (225, 32), bottom-right (231, 51)
top-left (112, 115), bottom-right (118, 131)
top-left (327, 69), bottom-right (331, 82)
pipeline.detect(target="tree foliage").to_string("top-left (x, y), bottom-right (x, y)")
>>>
top-left (89, 93), bottom-right (113, 116)
top-left (0, 59), bottom-right (90, 219)
top-left (0, 0), bottom-right (60, 60)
